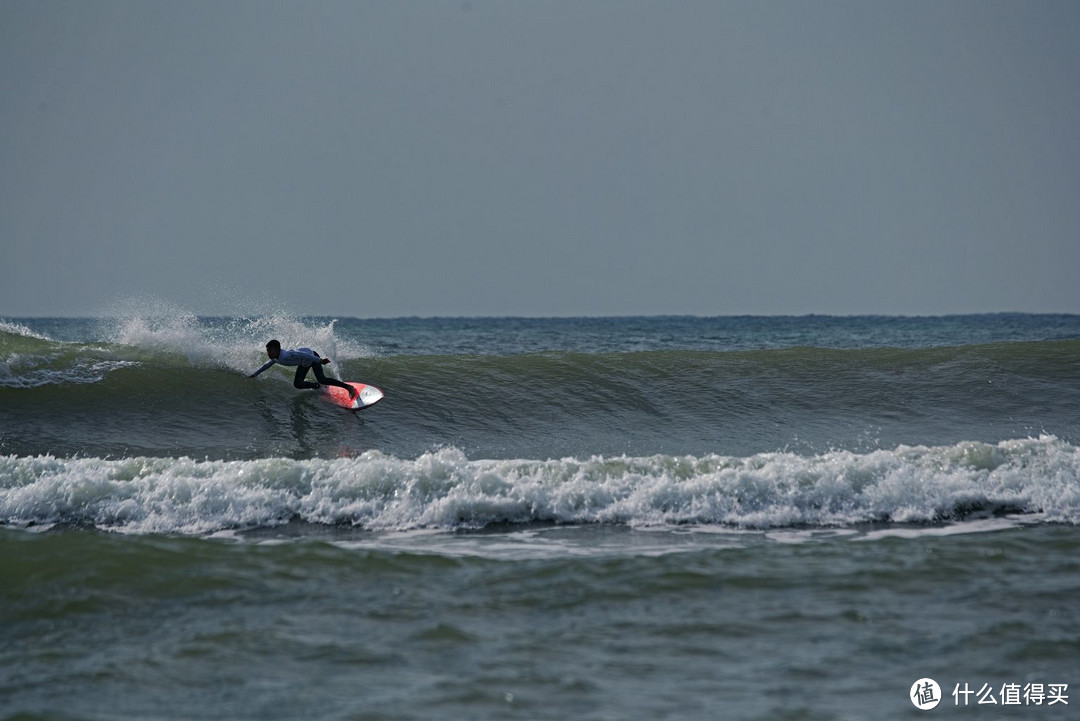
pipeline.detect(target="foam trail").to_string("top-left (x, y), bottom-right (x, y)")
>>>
top-left (0, 320), bottom-right (52, 341)
top-left (0, 321), bottom-right (141, 388)
top-left (2, 437), bottom-right (1077, 535)
top-left (0, 354), bottom-right (139, 388)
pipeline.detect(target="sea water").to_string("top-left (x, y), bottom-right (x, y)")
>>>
top-left (2, 314), bottom-right (1079, 719)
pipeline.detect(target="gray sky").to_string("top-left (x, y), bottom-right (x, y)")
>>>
top-left (2, 0), bottom-right (1078, 317)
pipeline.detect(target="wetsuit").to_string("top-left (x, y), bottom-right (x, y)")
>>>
top-left (250, 347), bottom-right (354, 394)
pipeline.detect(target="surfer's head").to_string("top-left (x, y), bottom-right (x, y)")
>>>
top-left (265, 339), bottom-right (281, 359)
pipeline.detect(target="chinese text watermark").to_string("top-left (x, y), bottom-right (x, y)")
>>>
top-left (911, 679), bottom-right (1069, 710)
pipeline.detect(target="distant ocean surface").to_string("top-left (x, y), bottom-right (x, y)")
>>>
top-left (2, 313), bottom-right (1079, 720)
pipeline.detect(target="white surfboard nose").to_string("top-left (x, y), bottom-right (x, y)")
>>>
top-left (355, 385), bottom-right (384, 408)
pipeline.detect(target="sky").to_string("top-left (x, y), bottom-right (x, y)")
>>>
top-left (2, 0), bottom-right (1079, 318)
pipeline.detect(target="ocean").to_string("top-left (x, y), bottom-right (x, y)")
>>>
top-left (2, 313), bottom-right (1079, 720)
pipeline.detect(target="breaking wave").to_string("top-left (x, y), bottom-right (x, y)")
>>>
top-left (2, 436), bottom-right (1077, 535)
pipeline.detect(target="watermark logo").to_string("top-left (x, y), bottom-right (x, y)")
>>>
top-left (910, 679), bottom-right (1070, 709)
top-left (912, 678), bottom-right (942, 710)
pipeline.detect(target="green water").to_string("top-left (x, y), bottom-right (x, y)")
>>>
top-left (3, 524), bottom-right (1078, 720)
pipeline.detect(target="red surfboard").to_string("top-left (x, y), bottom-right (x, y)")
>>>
top-left (323, 381), bottom-right (384, 410)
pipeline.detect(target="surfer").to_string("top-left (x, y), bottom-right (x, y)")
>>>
top-left (248, 339), bottom-right (358, 400)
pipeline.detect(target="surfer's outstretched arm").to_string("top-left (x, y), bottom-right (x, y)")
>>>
top-left (248, 359), bottom-right (276, 378)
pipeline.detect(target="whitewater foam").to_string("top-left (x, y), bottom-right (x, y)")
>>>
top-left (2, 436), bottom-right (1077, 535)
top-left (0, 320), bottom-right (52, 341)
top-left (0, 353), bottom-right (140, 388)
top-left (105, 310), bottom-right (374, 375)
top-left (2, 304), bottom-right (377, 388)
top-left (0, 322), bottom-right (142, 387)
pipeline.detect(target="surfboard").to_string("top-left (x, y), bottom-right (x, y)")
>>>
top-left (323, 381), bottom-right (384, 410)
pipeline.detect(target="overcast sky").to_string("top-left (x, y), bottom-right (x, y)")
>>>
top-left (2, 0), bottom-right (1078, 317)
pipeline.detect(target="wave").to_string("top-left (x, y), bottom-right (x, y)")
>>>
top-left (4, 331), bottom-right (1079, 461)
top-left (0, 312), bottom-right (375, 388)
top-left (2, 436), bottom-right (1078, 535)
top-left (0, 320), bottom-right (52, 342)
top-left (365, 338), bottom-right (1080, 410)
top-left (5, 323), bottom-right (1077, 396)
top-left (0, 324), bottom-right (139, 389)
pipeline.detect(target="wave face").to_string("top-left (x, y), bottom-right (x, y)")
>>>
top-left (3, 333), bottom-right (1078, 460)
top-left (2, 436), bottom-right (1078, 534)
